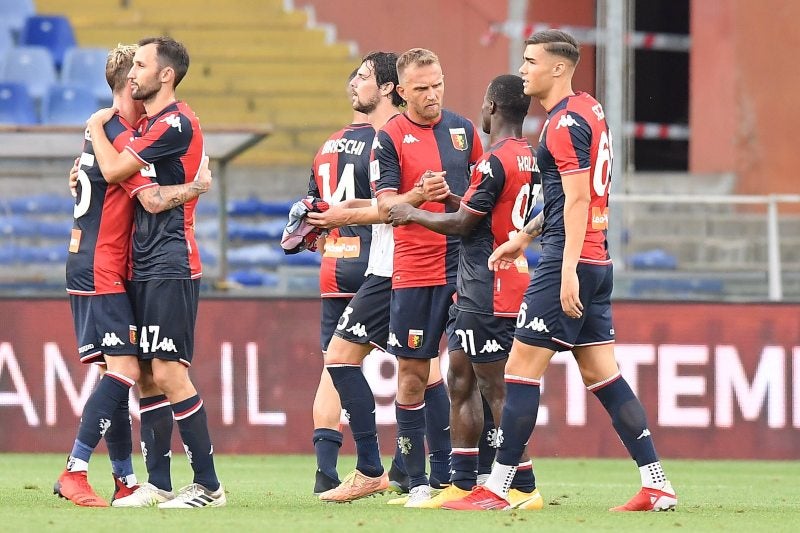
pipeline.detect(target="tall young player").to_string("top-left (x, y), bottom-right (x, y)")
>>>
top-left (85, 36), bottom-right (225, 508)
top-left (388, 74), bottom-right (543, 510)
top-left (446, 29), bottom-right (678, 512)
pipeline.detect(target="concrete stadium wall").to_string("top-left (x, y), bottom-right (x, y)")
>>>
top-left (1, 298), bottom-right (798, 459)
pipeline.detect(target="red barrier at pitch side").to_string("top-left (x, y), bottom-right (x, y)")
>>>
top-left (0, 299), bottom-right (798, 458)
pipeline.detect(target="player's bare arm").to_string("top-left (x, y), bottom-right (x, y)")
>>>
top-left (307, 203), bottom-right (382, 229)
top-left (487, 211), bottom-right (543, 271)
top-left (561, 170), bottom-right (591, 318)
top-left (86, 108), bottom-right (147, 183)
top-left (388, 203), bottom-right (481, 237)
top-left (135, 156), bottom-right (212, 214)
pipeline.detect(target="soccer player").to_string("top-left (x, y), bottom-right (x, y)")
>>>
top-left (85, 36), bottom-right (225, 508)
top-left (373, 48), bottom-right (483, 507)
top-left (446, 29), bottom-right (678, 512)
top-left (55, 43), bottom-right (212, 508)
top-left (307, 69), bottom-right (376, 495)
top-left (387, 74), bottom-right (544, 510)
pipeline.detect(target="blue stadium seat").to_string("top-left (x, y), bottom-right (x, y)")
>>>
top-left (228, 197), bottom-right (293, 217)
top-left (228, 270), bottom-right (280, 287)
top-left (37, 218), bottom-right (73, 239)
top-left (0, 26), bottom-right (14, 61)
top-left (228, 244), bottom-right (283, 268)
top-left (61, 47), bottom-right (111, 104)
top-left (0, 215), bottom-right (39, 237)
top-left (8, 193), bottom-right (74, 214)
top-left (1, 45), bottom-right (57, 100)
top-left (41, 83), bottom-right (97, 125)
top-left (0, 0), bottom-right (35, 38)
top-left (281, 251), bottom-right (322, 266)
top-left (20, 15), bottom-right (76, 70)
top-left (627, 249), bottom-right (678, 270)
top-left (0, 82), bottom-right (37, 124)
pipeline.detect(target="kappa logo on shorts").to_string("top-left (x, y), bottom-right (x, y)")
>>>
top-left (387, 332), bottom-right (402, 348)
top-left (480, 339), bottom-right (504, 354)
top-left (346, 323), bottom-right (368, 338)
top-left (101, 332), bottom-right (125, 347)
top-left (524, 317), bottom-right (550, 333)
top-left (408, 329), bottom-right (424, 349)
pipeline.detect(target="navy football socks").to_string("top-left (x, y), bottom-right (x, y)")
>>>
top-left (395, 401), bottom-right (428, 488)
top-left (105, 399), bottom-right (135, 479)
top-left (172, 394), bottom-right (219, 491)
top-left (139, 394), bottom-right (173, 491)
top-left (495, 378), bottom-right (541, 467)
top-left (327, 365), bottom-right (383, 478)
top-left (312, 428), bottom-right (343, 483)
top-left (424, 380), bottom-right (451, 485)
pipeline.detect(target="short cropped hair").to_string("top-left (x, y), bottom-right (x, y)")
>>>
top-left (525, 29), bottom-right (580, 65)
top-left (362, 51), bottom-right (403, 107)
top-left (487, 74), bottom-right (531, 122)
top-left (138, 36), bottom-right (190, 88)
top-left (396, 48), bottom-right (440, 80)
top-left (106, 43), bottom-right (137, 93)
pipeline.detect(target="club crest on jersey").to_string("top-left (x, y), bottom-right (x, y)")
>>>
top-left (449, 127), bottom-right (468, 151)
top-left (408, 329), bottom-right (424, 349)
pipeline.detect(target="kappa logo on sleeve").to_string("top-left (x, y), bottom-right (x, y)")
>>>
top-left (160, 114), bottom-right (183, 132)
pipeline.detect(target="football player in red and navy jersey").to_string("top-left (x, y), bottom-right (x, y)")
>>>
top-left (388, 74), bottom-right (543, 509)
top-left (57, 44), bottom-right (212, 509)
top-left (373, 48), bottom-right (482, 506)
top-left (448, 30), bottom-right (677, 513)
top-left (306, 69), bottom-right (375, 495)
top-left (85, 36), bottom-right (225, 509)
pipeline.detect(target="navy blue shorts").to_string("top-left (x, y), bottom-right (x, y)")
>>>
top-left (321, 297), bottom-right (351, 352)
top-left (446, 305), bottom-right (514, 363)
top-left (333, 274), bottom-right (391, 349)
top-left (128, 279), bottom-right (200, 366)
top-left (514, 260), bottom-right (615, 351)
top-left (387, 284), bottom-right (456, 359)
top-left (70, 293), bottom-right (137, 364)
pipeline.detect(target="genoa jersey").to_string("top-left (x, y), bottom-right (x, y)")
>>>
top-left (123, 101), bottom-right (205, 280)
top-left (307, 123), bottom-right (374, 297)
top-left (460, 137), bottom-right (540, 317)
top-left (66, 114), bottom-right (153, 295)
top-left (374, 110), bottom-right (482, 288)
top-left (537, 92), bottom-right (613, 264)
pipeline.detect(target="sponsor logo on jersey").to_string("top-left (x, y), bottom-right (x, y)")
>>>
top-left (591, 206), bottom-right (609, 230)
top-left (449, 127), bottom-right (468, 151)
top-left (346, 323), bottom-right (368, 338)
top-left (101, 332), bottom-right (125, 347)
top-left (480, 339), bottom-right (504, 354)
top-left (517, 154), bottom-right (539, 172)
top-left (323, 236), bottom-right (361, 258)
top-left (556, 114), bottom-right (579, 129)
top-left (592, 103), bottom-right (605, 121)
top-left (161, 113), bottom-right (182, 132)
top-left (402, 134), bottom-right (420, 144)
top-left (321, 137), bottom-right (366, 156)
top-left (408, 329), bottom-right (424, 349)
top-left (387, 332), bottom-right (402, 348)
top-left (524, 317), bottom-right (550, 333)
top-left (68, 228), bottom-right (82, 253)
top-left (476, 159), bottom-right (494, 178)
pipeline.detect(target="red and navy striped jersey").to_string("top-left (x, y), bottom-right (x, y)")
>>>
top-left (374, 110), bottom-right (482, 288)
top-left (66, 114), bottom-right (154, 295)
top-left (307, 123), bottom-right (374, 297)
top-left (537, 92), bottom-right (612, 264)
top-left (460, 137), bottom-right (540, 316)
top-left (123, 101), bottom-right (205, 280)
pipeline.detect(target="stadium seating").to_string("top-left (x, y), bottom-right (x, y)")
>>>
top-left (0, 82), bottom-right (37, 124)
top-left (60, 46), bottom-right (110, 104)
top-left (41, 83), bottom-right (97, 125)
top-left (20, 14), bottom-right (76, 70)
top-left (0, 27), bottom-right (14, 61)
top-left (0, 0), bottom-right (35, 38)
top-left (0, 45), bottom-right (57, 100)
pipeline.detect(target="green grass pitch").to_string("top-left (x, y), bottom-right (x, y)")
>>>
top-left (1, 454), bottom-right (798, 532)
